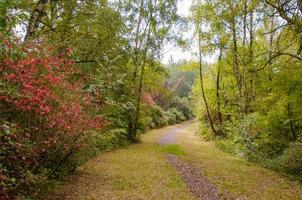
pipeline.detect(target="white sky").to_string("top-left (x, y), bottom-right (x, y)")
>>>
top-left (162, 0), bottom-right (194, 65)
top-left (162, 0), bottom-right (217, 65)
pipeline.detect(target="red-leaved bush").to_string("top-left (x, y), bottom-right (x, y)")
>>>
top-left (0, 36), bottom-right (106, 199)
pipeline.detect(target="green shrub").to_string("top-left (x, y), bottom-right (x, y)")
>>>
top-left (170, 97), bottom-right (193, 120)
top-left (165, 110), bottom-right (177, 125)
top-left (93, 129), bottom-right (129, 151)
top-left (197, 120), bottom-right (216, 141)
top-left (216, 139), bottom-right (241, 156)
top-left (279, 142), bottom-right (302, 175)
top-left (137, 104), bottom-right (153, 132)
top-left (165, 108), bottom-right (186, 125)
top-left (151, 105), bottom-right (168, 128)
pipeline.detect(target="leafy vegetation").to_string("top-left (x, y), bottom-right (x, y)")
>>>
top-left (1, 0), bottom-right (302, 199)
top-left (190, 0), bottom-right (302, 179)
top-left (178, 121), bottom-right (302, 200)
top-left (0, 0), bottom-right (192, 199)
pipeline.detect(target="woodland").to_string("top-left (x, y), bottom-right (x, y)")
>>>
top-left (1, 0), bottom-right (302, 199)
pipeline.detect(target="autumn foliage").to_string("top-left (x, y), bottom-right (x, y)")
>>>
top-left (0, 36), bottom-right (106, 198)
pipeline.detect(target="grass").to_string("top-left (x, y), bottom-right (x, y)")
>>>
top-left (176, 122), bottom-right (302, 200)
top-left (51, 121), bottom-right (302, 200)
top-left (51, 125), bottom-right (197, 200)
top-left (161, 144), bottom-right (186, 156)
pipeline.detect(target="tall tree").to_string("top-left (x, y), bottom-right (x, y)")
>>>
top-left (24, 0), bottom-right (49, 43)
top-left (196, 21), bottom-right (217, 135)
top-left (118, 0), bottom-right (179, 141)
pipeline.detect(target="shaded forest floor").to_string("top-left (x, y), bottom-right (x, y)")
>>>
top-left (48, 121), bottom-right (302, 200)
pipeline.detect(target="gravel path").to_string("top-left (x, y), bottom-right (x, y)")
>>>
top-left (158, 121), bottom-right (194, 145)
top-left (158, 127), bottom-right (182, 145)
top-left (166, 154), bottom-right (221, 200)
top-left (158, 122), bottom-right (236, 200)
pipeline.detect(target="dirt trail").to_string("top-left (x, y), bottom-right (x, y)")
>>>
top-left (166, 154), bottom-right (221, 200)
top-left (158, 121), bottom-right (195, 145)
top-left (158, 127), bottom-right (182, 145)
top-left (158, 121), bottom-right (225, 200)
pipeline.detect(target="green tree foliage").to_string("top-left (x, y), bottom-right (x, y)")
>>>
top-left (116, 0), bottom-right (180, 141)
top-left (191, 0), bottom-right (302, 177)
top-left (0, 0), bottom-right (190, 198)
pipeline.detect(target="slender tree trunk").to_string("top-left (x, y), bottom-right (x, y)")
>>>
top-left (131, 0), bottom-right (155, 141)
top-left (231, 16), bottom-right (243, 118)
top-left (132, 0), bottom-right (145, 80)
top-left (248, 10), bottom-right (254, 112)
top-left (216, 47), bottom-right (223, 124)
top-left (287, 82), bottom-right (300, 141)
top-left (242, 0), bottom-right (248, 114)
top-left (198, 24), bottom-right (217, 135)
top-left (287, 103), bottom-right (296, 141)
top-left (132, 61), bottom-right (146, 141)
top-left (298, 0), bottom-right (302, 14)
top-left (128, 0), bottom-right (145, 141)
top-left (243, 0), bottom-right (247, 46)
top-left (24, 0), bottom-right (49, 43)
top-left (268, 12), bottom-right (274, 85)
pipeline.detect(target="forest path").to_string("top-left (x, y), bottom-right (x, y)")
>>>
top-left (49, 121), bottom-right (302, 200)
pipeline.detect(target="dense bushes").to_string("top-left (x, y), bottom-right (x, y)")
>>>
top-left (198, 111), bottom-right (302, 178)
top-left (0, 37), bottom-right (105, 199)
top-left (279, 142), bottom-right (302, 175)
top-left (138, 103), bottom-right (189, 133)
top-left (150, 105), bottom-right (169, 128)
top-left (170, 97), bottom-right (193, 120)
top-left (0, 36), bottom-right (193, 198)
top-left (165, 108), bottom-right (186, 125)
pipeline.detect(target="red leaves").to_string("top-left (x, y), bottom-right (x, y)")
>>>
top-left (1, 38), bottom-right (104, 132)
top-left (0, 36), bottom-right (104, 146)
top-left (1, 35), bottom-right (107, 198)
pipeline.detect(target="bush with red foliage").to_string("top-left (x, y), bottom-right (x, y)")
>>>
top-left (0, 36), bottom-right (106, 199)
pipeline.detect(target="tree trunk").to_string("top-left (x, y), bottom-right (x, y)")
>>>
top-left (243, 0), bottom-right (247, 46)
top-left (248, 10), bottom-right (254, 112)
top-left (231, 16), bottom-right (243, 118)
top-left (130, 0), bottom-right (155, 141)
top-left (128, 0), bottom-right (145, 141)
top-left (242, 0), bottom-right (248, 114)
top-left (286, 82), bottom-right (301, 141)
top-left (24, 0), bottom-right (49, 43)
top-left (268, 11), bottom-right (274, 86)
top-left (298, 0), bottom-right (302, 14)
top-left (132, 61), bottom-right (146, 142)
top-left (287, 103), bottom-right (297, 141)
top-left (198, 24), bottom-right (217, 135)
top-left (216, 47), bottom-right (223, 124)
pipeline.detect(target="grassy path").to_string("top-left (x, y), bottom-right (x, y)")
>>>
top-left (50, 121), bottom-right (302, 200)
top-left (176, 121), bottom-right (302, 200)
top-left (50, 124), bottom-right (197, 200)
